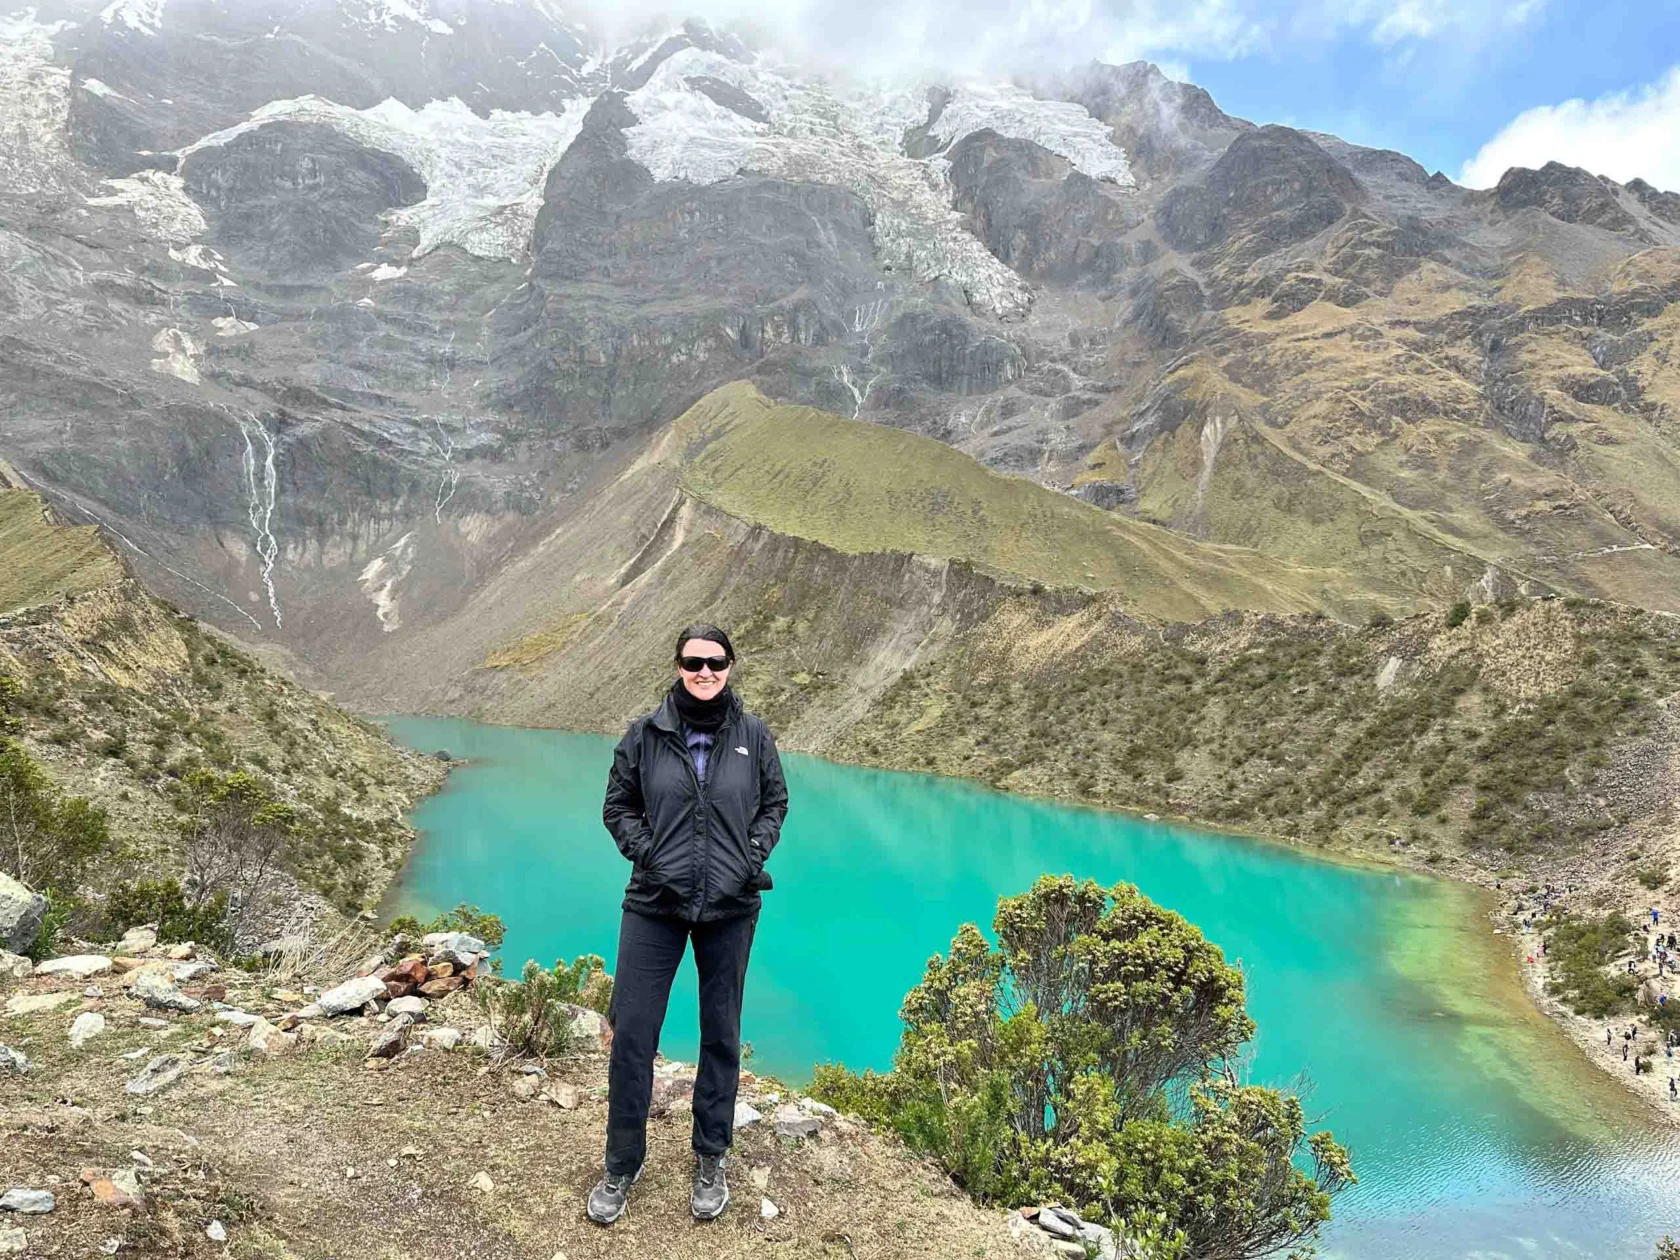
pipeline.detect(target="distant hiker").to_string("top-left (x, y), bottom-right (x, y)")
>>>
top-left (588, 623), bottom-right (789, 1227)
top-left (1625, 1043), bottom-right (1630, 1062)
top-left (1670, 1077), bottom-right (1677, 1100)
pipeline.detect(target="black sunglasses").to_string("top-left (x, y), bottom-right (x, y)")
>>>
top-left (678, 655), bottom-right (731, 673)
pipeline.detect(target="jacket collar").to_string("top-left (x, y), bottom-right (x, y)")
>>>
top-left (650, 686), bottom-right (741, 735)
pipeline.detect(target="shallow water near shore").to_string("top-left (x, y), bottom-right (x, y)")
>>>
top-left (382, 716), bottom-right (1680, 1259)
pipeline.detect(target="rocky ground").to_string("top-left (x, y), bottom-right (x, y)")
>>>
top-left (0, 927), bottom-right (1025, 1260)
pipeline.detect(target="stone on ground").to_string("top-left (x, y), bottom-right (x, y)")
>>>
top-left (749, 1165), bottom-right (770, 1191)
top-left (761, 1198), bottom-right (780, 1220)
top-left (132, 969), bottom-right (199, 1013)
top-left (5, 990), bottom-right (79, 1016)
top-left (422, 932), bottom-right (486, 968)
top-left (417, 1026), bottom-right (461, 1050)
top-left (774, 1104), bottom-right (821, 1139)
top-left (207, 1219), bottom-right (227, 1243)
top-left (543, 1081), bottom-right (580, 1109)
top-left (136, 1016), bottom-right (168, 1029)
top-left (68, 1012), bottom-right (106, 1049)
top-left (247, 1018), bottom-right (297, 1056)
top-left (0, 873), bottom-right (45, 956)
top-left (317, 974), bottom-right (388, 1016)
top-left (565, 1004), bottom-right (611, 1052)
top-left (125, 1054), bottom-right (188, 1095)
top-left (468, 1171), bottom-right (493, 1194)
top-left (116, 926), bottom-right (158, 954)
top-left (0, 1188), bottom-right (54, 1214)
top-left (385, 995), bottom-right (427, 1019)
top-left (0, 951), bottom-right (30, 981)
top-left (0, 1225), bottom-right (22, 1253)
top-left (0, 1046), bottom-right (29, 1075)
top-left (510, 1074), bottom-right (541, 1101)
top-left (734, 1101), bottom-right (762, 1127)
top-left (33, 954), bottom-right (112, 979)
top-left (367, 1013), bottom-right (413, 1059)
top-left (86, 1169), bottom-right (142, 1208)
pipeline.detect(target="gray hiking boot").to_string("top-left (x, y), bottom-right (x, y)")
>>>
top-left (586, 1164), bottom-right (642, 1225)
top-left (691, 1153), bottom-right (729, 1220)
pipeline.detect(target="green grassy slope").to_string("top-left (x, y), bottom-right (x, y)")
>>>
top-left (663, 383), bottom-right (1383, 622)
top-left (0, 489), bottom-right (122, 616)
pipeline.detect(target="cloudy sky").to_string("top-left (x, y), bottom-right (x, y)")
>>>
top-left (648, 0), bottom-right (1678, 189)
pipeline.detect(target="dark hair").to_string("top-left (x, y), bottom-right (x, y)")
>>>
top-left (673, 623), bottom-right (735, 664)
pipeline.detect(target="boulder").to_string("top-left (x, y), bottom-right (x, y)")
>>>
top-left (316, 975), bottom-right (389, 1016)
top-left (0, 1189), bottom-right (53, 1214)
top-left (125, 1054), bottom-right (188, 1095)
top-left (386, 996), bottom-right (428, 1020)
top-left (0, 873), bottom-right (46, 956)
top-left (734, 1101), bottom-right (762, 1128)
top-left (418, 976), bottom-right (463, 999)
top-left (247, 1019), bottom-right (296, 1056)
top-left (33, 954), bottom-right (112, 980)
top-left (564, 1004), bottom-right (611, 1052)
top-left (86, 1168), bottom-right (142, 1208)
top-left (774, 1105), bottom-right (820, 1140)
top-left (5, 990), bottom-right (79, 1016)
top-left (68, 1012), bottom-right (106, 1049)
top-left (0, 1046), bottom-right (29, 1075)
top-left (116, 925), bottom-right (158, 954)
top-left (367, 1013), bottom-right (413, 1059)
top-left (423, 932), bottom-right (487, 968)
top-left (0, 951), bottom-right (31, 982)
top-left (132, 970), bottom-right (200, 1013)
top-left (417, 1026), bottom-right (461, 1051)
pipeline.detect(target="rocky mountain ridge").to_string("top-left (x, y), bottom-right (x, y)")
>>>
top-left (2, 0), bottom-right (1679, 695)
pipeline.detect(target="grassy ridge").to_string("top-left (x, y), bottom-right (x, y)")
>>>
top-left (0, 489), bottom-right (122, 616)
top-left (664, 383), bottom-right (1378, 623)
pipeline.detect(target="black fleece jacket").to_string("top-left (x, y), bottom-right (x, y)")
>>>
top-left (602, 689), bottom-right (789, 923)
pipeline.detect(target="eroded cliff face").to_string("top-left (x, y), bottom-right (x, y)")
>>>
top-left (1, 5), bottom-right (1679, 691)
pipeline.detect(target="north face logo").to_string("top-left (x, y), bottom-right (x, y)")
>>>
top-left (735, 746), bottom-right (749, 755)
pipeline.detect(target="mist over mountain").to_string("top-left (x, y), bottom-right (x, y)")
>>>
top-left (2, 0), bottom-right (1679, 710)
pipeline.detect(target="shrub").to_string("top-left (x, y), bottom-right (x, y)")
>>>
top-left (476, 954), bottom-right (609, 1059)
top-left (1543, 912), bottom-right (1638, 1018)
top-left (387, 903), bottom-right (507, 951)
top-left (1635, 865), bottom-right (1670, 892)
top-left (0, 739), bottom-right (112, 892)
top-left (1366, 610), bottom-right (1393, 631)
top-left (810, 877), bottom-right (1352, 1260)
top-left (172, 769), bottom-right (296, 944)
top-left (1445, 601), bottom-right (1471, 628)
top-left (103, 878), bottom-right (233, 955)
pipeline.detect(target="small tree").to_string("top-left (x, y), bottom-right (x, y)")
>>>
top-left (813, 877), bottom-right (1352, 1260)
top-left (0, 738), bottom-right (111, 892)
top-left (477, 955), bottom-right (612, 1059)
top-left (173, 769), bottom-right (296, 944)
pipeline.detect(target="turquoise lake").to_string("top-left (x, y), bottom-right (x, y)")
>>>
top-left (382, 716), bottom-right (1680, 1259)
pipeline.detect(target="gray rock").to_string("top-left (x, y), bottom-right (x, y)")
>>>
top-left (0, 874), bottom-right (46, 957)
top-left (215, 1010), bottom-right (262, 1026)
top-left (0, 951), bottom-right (30, 981)
top-left (1037, 1209), bottom-right (1077, 1239)
top-left (734, 1101), bottom-right (762, 1128)
top-left (367, 1013), bottom-right (413, 1058)
top-left (206, 1051), bottom-right (240, 1074)
top-left (136, 1017), bottom-right (169, 1029)
top-left (797, 1097), bottom-right (837, 1117)
top-left (246, 1018), bottom-right (296, 1056)
top-left (133, 969), bottom-right (200, 1013)
top-left (0, 1189), bottom-right (54, 1214)
top-left (125, 1054), bottom-right (189, 1095)
top-left (0, 1225), bottom-right (22, 1253)
top-left (207, 1219), bottom-right (227, 1243)
top-left (0, 1046), bottom-right (29, 1075)
top-left (116, 926), bottom-right (158, 954)
top-left (169, 961), bottom-right (219, 983)
top-left (422, 932), bottom-right (487, 968)
top-left (68, 1012), bottom-right (107, 1049)
top-left (774, 1105), bottom-right (820, 1140)
top-left (417, 1026), bottom-right (461, 1050)
top-left (385, 995), bottom-right (428, 1019)
top-left (33, 954), bottom-right (112, 979)
top-left (84, 986), bottom-right (104, 998)
top-left (316, 974), bottom-right (389, 1016)
top-left (4, 991), bottom-right (78, 1016)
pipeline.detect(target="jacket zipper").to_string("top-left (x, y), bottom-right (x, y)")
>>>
top-left (658, 717), bottom-right (734, 919)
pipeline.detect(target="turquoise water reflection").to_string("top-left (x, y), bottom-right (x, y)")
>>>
top-left (383, 717), bottom-right (1680, 1259)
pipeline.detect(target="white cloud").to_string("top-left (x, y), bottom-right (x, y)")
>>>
top-left (1459, 65), bottom-right (1680, 190)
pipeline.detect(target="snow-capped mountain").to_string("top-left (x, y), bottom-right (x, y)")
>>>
top-left (3, 0), bottom-right (1680, 688)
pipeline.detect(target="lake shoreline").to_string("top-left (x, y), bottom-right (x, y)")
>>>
top-left (373, 708), bottom-right (1680, 1132)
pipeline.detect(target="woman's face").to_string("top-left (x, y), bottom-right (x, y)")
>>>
top-left (677, 637), bottom-right (732, 700)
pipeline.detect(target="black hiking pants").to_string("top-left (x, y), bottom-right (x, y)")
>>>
top-left (604, 907), bottom-right (758, 1176)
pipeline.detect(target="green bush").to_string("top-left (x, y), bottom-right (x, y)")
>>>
top-left (1635, 865), bottom-right (1670, 892)
top-left (387, 903), bottom-right (507, 951)
top-left (1445, 601), bottom-right (1471, 628)
top-left (475, 954), bottom-right (610, 1059)
top-left (810, 877), bottom-right (1352, 1260)
top-left (102, 878), bottom-right (233, 955)
top-left (1543, 912), bottom-right (1638, 1018)
top-left (0, 738), bottom-right (111, 893)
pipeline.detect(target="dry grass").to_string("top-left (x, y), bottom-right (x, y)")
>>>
top-left (0, 489), bottom-right (122, 617)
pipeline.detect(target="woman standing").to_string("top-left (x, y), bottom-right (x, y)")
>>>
top-left (587, 624), bottom-right (789, 1225)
